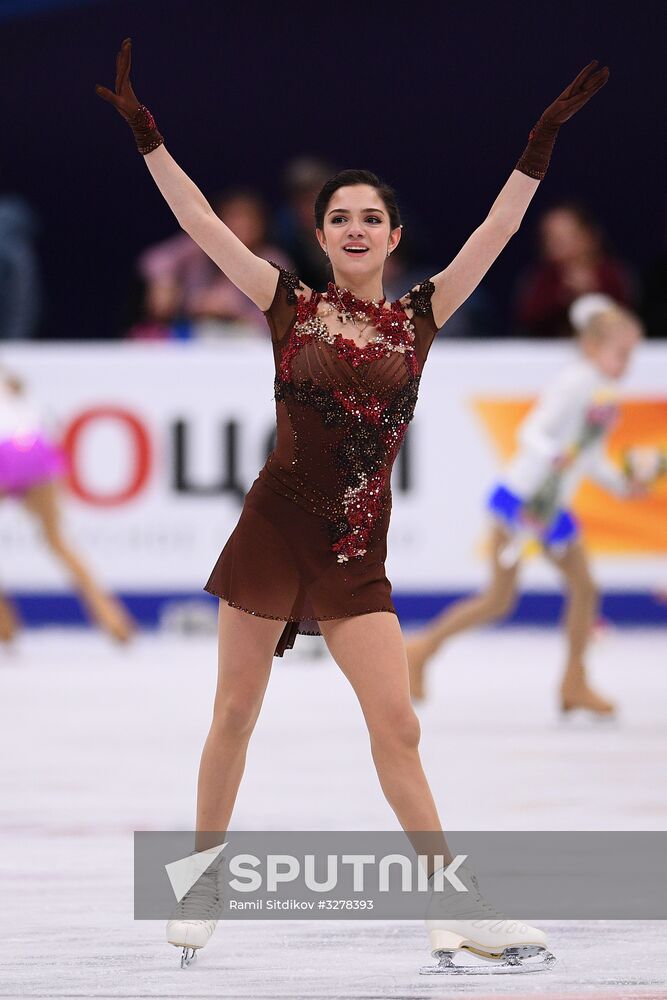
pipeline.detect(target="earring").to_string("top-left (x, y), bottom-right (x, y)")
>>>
top-left (324, 249), bottom-right (329, 257)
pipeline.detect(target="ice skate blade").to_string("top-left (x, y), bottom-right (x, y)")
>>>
top-left (420, 946), bottom-right (556, 976)
top-left (558, 705), bottom-right (618, 727)
top-left (180, 946), bottom-right (197, 969)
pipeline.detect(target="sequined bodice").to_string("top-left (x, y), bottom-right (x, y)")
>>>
top-left (260, 262), bottom-right (437, 563)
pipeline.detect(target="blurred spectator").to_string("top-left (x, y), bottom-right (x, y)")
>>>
top-left (0, 194), bottom-right (41, 340)
top-left (640, 203), bottom-right (667, 339)
top-left (271, 157), bottom-right (335, 290)
top-left (374, 226), bottom-right (498, 337)
top-left (512, 200), bottom-right (636, 338)
top-left (434, 284), bottom-right (498, 338)
top-left (129, 188), bottom-right (292, 339)
top-left (382, 241), bottom-right (426, 305)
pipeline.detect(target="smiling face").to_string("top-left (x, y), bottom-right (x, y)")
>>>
top-left (315, 184), bottom-right (402, 283)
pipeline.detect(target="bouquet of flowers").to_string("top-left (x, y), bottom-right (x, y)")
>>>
top-left (621, 446), bottom-right (667, 488)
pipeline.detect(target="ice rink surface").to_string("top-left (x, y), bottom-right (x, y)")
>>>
top-left (2, 623), bottom-right (666, 998)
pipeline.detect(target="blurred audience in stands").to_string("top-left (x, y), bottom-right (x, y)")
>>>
top-left (0, 192), bottom-right (42, 341)
top-left (511, 200), bottom-right (637, 338)
top-left (127, 188), bottom-right (292, 340)
top-left (640, 200), bottom-right (667, 339)
top-left (123, 178), bottom-right (663, 343)
top-left (270, 157), bottom-right (335, 292)
top-left (436, 284), bottom-right (498, 338)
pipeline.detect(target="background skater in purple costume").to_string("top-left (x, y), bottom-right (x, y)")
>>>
top-left (0, 366), bottom-right (136, 646)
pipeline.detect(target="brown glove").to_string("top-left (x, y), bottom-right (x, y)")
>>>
top-left (95, 38), bottom-right (164, 155)
top-left (516, 60), bottom-right (610, 180)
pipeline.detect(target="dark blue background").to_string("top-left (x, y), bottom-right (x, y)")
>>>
top-left (1, 0), bottom-right (664, 340)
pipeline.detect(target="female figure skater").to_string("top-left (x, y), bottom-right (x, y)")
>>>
top-left (96, 40), bottom-right (608, 973)
top-left (0, 366), bottom-right (136, 645)
top-left (406, 295), bottom-right (645, 716)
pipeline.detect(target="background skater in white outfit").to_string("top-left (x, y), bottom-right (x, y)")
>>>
top-left (407, 296), bottom-right (648, 717)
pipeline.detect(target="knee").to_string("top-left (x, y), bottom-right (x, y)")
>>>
top-left (212, 695), bottom-right (261, 740)
top-left (484, 583), bottom-right (517, 620)
top-left (371, 707), bottom-right (421, 752)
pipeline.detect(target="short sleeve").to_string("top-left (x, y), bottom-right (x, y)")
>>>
top-left (404, 279), bottom-right (439, 366)
top-left (262, 260), bottom-right (304, 343)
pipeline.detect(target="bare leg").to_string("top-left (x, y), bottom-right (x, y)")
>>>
top-left (194, 600), bottom-right (285, 852)
top-left (544, 540), bottom-right (614, 716)
top-left (319, 611), bottom-right (452, 874)
top-left (0, 592), bottom-right (20, 643)
top-left (405, 524), bottom-right (519, 702)
top-left (0, 493), bottom-right (20, 644)
top-left (20, 479), bottom-right (136, 643)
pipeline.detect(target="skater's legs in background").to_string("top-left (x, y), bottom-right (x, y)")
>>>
top-left (405, 524), bottom-right (520, 701)
top-left (195, 600), bottom-right (285, 852)
top-left (0, 591), bottom-right (20, 643)
top-left (0, 495), bottom-right (20, 644)
top-left (20, 479), bottom-right (136, 643)
top-left (544, 540), bottom-right (615, 715)
top-left (319, 611), bottom-right (452, 871)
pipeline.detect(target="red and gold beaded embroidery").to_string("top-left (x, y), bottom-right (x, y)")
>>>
top-left (332, 381), bottom-right (418, 561)
top-left (408, 279), bottom-right (436, 317)
top-left (268, 261), bottom-right (430, 563)
top-left (291, 287), bottom-right (417, 369)
top-left (274, 375), bottom-right (419, 562)
top-left (267, 260), bottom-right (303, 305)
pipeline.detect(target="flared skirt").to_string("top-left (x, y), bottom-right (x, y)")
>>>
top-left (203, 476), bottom-right (396, 656)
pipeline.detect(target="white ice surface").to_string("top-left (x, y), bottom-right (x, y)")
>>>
top-left (1, 625), bottom-right (666, 998)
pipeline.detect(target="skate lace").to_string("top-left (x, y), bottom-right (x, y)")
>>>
top-left (467, 875), bottom-right (520, 930)
top-left (172, 867), bottom-right (220, 921)
top-left (429, 871), bottom-right (509, 926)
top-left (467, 877), bottom-right (502, 920)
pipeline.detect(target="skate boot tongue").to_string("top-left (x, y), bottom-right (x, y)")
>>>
top-left (427, 862), bottom-right (503, 921)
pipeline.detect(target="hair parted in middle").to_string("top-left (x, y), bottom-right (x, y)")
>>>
top-left (314, 169), bottom-right (403, 232)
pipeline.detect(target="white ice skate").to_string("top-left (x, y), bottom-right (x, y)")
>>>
top-left (420, 862), bottom-right (555, 975)
top-left (166, 855), bottom-right (223, 968)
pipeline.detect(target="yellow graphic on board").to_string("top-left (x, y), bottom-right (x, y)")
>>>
top-left (473, 398), bottom-right (667, 554)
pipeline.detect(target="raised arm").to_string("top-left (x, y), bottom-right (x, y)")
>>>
top-left (429, 60), bottom-right (610, 331)
top-left (95, 38), bottom-right (278, 312)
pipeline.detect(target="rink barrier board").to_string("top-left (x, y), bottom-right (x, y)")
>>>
top-left (1, 341), bottom-right (666, 596)
top-left (7, 590), bottom-right (667, 628)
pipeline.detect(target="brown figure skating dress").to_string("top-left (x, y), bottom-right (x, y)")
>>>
top-left (204, 261), bottom-right (438, 656)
